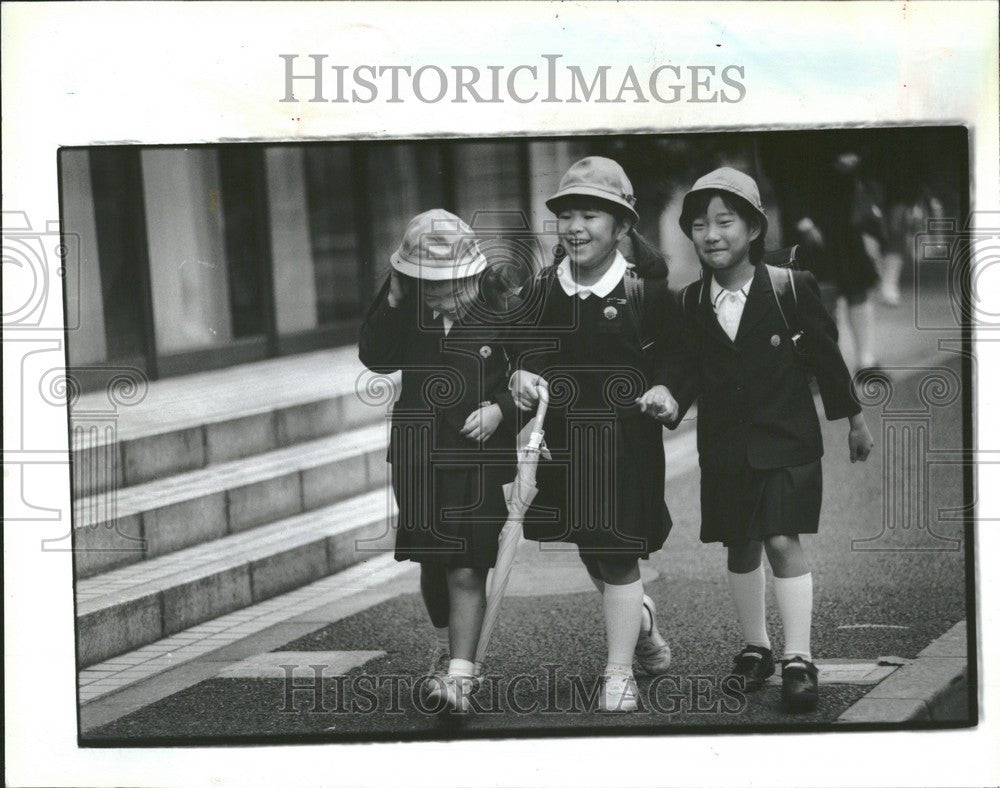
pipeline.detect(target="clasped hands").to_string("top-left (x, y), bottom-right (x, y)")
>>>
top-left (510, 370), bottom-right (678, 423)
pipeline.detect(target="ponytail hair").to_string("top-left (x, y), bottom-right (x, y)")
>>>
top-left (623, 226), bottom-right (669, 281)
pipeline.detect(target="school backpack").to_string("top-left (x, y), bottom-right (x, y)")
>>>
top-left (761, 245), bottom-right (805, 356)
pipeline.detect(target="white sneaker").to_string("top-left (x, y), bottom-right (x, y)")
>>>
top-left (600, 672), bottom-right (638, 712)
top-left (426, 674), bottom-right (475, 713)
top-left (634, 595), bottom-right (672, 675)
top-left (427, 652), bottom-right (485, 690)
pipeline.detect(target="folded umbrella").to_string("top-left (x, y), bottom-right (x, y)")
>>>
top-left (474, 388), bottom-right (549, 666)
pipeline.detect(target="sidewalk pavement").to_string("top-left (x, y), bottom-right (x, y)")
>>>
top-left (78, 278), bottom-right (973, 737)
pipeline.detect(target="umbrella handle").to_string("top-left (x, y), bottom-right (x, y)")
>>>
top-left (535, 385), bottom-right (549, 432)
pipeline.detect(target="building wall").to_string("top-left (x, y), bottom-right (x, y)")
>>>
top-left (142, 148), bottom-right (234, 354)
top-left (60, 149), bottom-right (108, 365)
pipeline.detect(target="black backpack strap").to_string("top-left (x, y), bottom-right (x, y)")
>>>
top-left (681, 277), bottom-right (704, 326)
top-left (765, 264), bottom-right (798, 334)
top-left (765, 263), bottom-right (813, 381)
top-left (787, 243), bottom-right (800, 269)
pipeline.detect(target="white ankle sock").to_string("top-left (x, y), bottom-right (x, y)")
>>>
top-left (727, 564), bottom-right (771, 650)
top-left (773, 572), bottom-right (813, 661)
top-left (603, 578), bottom-right (644, 672)
top-left (447, 658), bottom-right (475, 677)
top-left (434, 626), bottom-right (449, 652)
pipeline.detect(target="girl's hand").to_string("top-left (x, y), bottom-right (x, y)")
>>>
top-left (387, 271), bottom-right (409, 307)
top-left (636, 385), bottom-right (679, 423)
top-left (848, 413), bottom-right (874, 463)
top-left (510, 370), bottom-right (548, 412)
top-left (460, 403), bottom-right (503, 443)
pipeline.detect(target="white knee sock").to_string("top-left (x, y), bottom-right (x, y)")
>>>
top-left (589, 571), bottom-right (653, 633)
top-left (434, 626), bottom-right (449, 652)
top-left (773, 572), bottom-right (813, 661)
top-left (603, 579), bottom-right (644, 673)
top-left (727, 564), bottom-right (771, 650)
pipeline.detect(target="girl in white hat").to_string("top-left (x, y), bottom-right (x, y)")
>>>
top-left (509, 157), bottom-right (689, 712)
top-left (668, 167), bottom-right (874, 712)
top-left (359, 209), bottom-right (521, 713)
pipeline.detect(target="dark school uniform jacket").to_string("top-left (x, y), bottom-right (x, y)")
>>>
top-left (503, 264), bottom-right (688, 556)
top-left (672, 263), bottom-right (861, 473)
top-left (358, 275), bottom-right (517, 462)
top-left (513, 266), bottom-right (690, 404)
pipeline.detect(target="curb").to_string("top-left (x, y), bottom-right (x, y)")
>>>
top-left (836, 620), bottom-right (970, 724)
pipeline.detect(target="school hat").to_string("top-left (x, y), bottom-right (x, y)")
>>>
top-left (679, 167), bottom-right (768, 239)
top-left (545, 156), bottom-right (640, 223)
top-left (389, 209), bottom-right (488, 281)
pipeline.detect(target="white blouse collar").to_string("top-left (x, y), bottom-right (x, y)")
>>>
top-left (556, 250), bottom-right (629, 299)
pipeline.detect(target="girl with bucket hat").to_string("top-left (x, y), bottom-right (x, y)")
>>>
top-left (666, 166), bottom-right (874, 712)
top-left (359, 209), bottom-right (520, 712)
top-left (508, 156), bottom-right (689, 712)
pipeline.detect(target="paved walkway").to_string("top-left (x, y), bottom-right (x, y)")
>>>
top-left (76, 278), bottom-right (973, 736)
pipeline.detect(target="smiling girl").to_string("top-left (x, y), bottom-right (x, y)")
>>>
top-left (670, 167), bottom-right (874, 712)
top-left (509, 157), bottom-right (688, 712)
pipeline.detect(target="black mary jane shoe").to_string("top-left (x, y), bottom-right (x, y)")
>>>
top-left (781, 657), bottom-right (819, 713)
top-left (729, 645), bottom-right (775, 692)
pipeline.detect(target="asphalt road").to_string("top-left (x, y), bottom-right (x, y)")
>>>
top-left (86, 365), bottom-right (968, 742)
top-left (85, 280), bottom-right (971, 742)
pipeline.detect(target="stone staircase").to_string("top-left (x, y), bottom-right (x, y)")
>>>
top-left (71, 347), bottom-right (398, 668)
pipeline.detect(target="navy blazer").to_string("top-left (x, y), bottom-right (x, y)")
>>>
top-left (673, 263), bottom-right (860, 471)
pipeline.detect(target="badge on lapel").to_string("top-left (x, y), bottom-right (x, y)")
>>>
top-left (599, 296), bottom-right (626, 333)
top-left (479, 345), bottom-right (492, 359)
top-left (770, 334), bottom-right (781, 347)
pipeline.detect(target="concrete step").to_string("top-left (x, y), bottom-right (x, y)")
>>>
top-left (75, 489), bottom-right (397, 668)
top-left (72, 422), bottom-right (390, 579)
top-left (69, 347), bottom-right (398, 497)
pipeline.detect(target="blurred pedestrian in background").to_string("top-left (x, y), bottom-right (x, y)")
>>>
top-left (880, 185), bottom-right (945, 307)
top-left (794, 151), bottom-right (886, 374)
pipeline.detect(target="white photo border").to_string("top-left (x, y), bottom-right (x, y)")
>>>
top-left (3, 2), bottom-right (998, 786)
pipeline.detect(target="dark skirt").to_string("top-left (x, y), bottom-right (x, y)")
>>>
top-left (700, 459), bottom-right (823, 546)
top-left (391, 440), bottom-right (513, 569)
top-left (522, 410), bottom-right (671, 559)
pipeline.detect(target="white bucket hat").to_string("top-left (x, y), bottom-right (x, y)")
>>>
top-left (389, 209), bottom-right (488, 281)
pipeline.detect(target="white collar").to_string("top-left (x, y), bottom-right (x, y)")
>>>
top-left (709, 275), bottom-right (752, 308)
top-left (432, 310), bottom-right (454, 335)
top-left (556, 250), bottom-right (629, 299)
